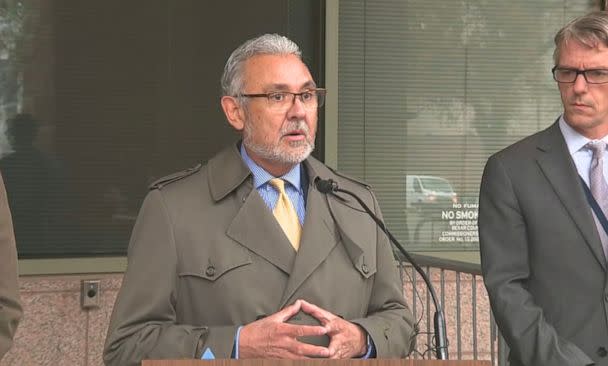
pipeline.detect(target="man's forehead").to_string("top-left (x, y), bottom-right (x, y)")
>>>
top-left (243, 54), bottom-right (315, 89)
top-left (560, 38), bottom-right (608, 53)
top-left (557, 39), bottom-right (608, 64)
top-left (262, 81), bottom-right (317, 91)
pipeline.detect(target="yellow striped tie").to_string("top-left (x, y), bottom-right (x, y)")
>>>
top-left (269, 178), bottom-right (301, 251)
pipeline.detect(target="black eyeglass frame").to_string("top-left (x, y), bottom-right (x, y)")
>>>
top-left (552, 66), bottom-right (608, 84)
top-left (237, 88), bottom-right (327, 108)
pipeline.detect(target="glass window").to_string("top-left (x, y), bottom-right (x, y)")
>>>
top-left (0, 0), bottom-right (324, 258)
top-left (338, 1), bottom-right (598, 251)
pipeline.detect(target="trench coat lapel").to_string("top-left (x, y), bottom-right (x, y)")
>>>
top-left (278, 158), bottom-right (373, 306)
top-left (535, 122), bottom-right (607, 270)
top-left (209, 144), bottom-right (296, 274)
top-left (279, 176), bottom-right (338, 306)
top-left (227, 190), bottom-right (296, 275)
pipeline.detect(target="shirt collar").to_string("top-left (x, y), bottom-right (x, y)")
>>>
top-left (559, 115), bottom-right (596, 155)
top-left (239, 144), bottom-right (302, 191)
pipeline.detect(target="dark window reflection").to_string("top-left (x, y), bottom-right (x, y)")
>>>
top-left (1, 114), bottom-right (69, 256)
top-left (0, 1), bottom-right (322, 258)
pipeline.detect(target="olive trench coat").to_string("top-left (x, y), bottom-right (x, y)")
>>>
top-left (104, 144), bottom-right (416, 366)
top-left (0, 171), bottom-right (21, 360)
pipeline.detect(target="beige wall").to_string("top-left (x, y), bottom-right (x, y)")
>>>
top-left (0, 274), bottom-right (121, 366)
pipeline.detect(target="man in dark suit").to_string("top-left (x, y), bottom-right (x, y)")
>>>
top-left (479, 11), bottom-right (608, 366)
top-left (103, 34), bottom-right (416, 366)
top-left (0, 171), bottom-right (21, 359)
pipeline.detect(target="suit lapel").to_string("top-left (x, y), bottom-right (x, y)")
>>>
top-left (536, 122), bottom-right (607, 269)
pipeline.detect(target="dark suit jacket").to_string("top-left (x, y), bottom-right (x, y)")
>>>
top-left (0, 171), bottom-right (21, 359)
top-left (479, 121), bottom-right (608, 366)
top-left (103, 144), bottom-right (416, 366)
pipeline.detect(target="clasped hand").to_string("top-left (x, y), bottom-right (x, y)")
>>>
top-left (238, 299), bottom-right (368, 359)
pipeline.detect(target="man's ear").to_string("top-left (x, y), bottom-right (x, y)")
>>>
top-left (221, 96), bottom-right (245, 131)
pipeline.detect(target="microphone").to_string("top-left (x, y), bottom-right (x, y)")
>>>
top-left (315, 178), bottom-right (449, 360)
top-left (315, 178), bottom-right (338, 194)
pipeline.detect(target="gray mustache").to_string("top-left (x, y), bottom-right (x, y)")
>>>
top-left (281, 121), bottom-right (310, 136)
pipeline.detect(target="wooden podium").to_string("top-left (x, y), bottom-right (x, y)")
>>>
top-left (143, 359), bottom-right (491, 366)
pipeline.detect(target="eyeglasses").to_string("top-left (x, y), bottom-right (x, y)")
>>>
top-left (552, 66), bottom-right (608, 84)
top-left (238, 88), bottom-right (326, 111)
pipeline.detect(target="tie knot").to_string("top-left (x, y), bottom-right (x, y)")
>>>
top-left (587, 140), bottom-right (607, 160)
top-left (269, 178), bottom-right (287, 194)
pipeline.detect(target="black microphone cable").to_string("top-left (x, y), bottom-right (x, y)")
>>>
top-left (315, 178), bottom-right (449, 360)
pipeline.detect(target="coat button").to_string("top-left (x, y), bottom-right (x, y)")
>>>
top-left (361, 264), bottom-right (369, 274)
top-left (205, 265), bottom-right (216, 277)
top-left (598, 347), bottom-right (608, 358)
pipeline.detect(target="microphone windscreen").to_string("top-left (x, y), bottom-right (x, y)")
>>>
top-left (315, 179), bottom-right (336, 193)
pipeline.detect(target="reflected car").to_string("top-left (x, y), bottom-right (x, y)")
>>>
top-left (405, 175), bottom-right (458, 209)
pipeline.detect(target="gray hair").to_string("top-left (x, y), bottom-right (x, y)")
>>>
top-left (554, 11), bottom-right (608, 64)
top-left (221, 34), bottom-right (302, 97)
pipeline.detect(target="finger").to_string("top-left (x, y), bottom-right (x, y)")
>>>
top-left (281, 336), bottom-right (331, 359)
top-left (299, 300), bottom-right (334, 324)
top-left (283, 323), bottom-right (328, 337)
top-left (271, 300), bottom-right (303, 322)
top-left (290, 341), bottom-right (331, 358)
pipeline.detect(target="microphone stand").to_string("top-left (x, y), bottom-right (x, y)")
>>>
top-left (316, 179), bottom-right (449, 360)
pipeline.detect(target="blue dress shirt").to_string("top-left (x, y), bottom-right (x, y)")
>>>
top-left (559, 116), bottom-right (608, 185)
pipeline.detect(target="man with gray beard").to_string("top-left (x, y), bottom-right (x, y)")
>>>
top-left (103, 34), bottom-right (416, 366)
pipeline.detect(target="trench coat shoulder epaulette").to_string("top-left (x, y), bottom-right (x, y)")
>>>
top-left (148, 163), bottom-right (203, 190)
